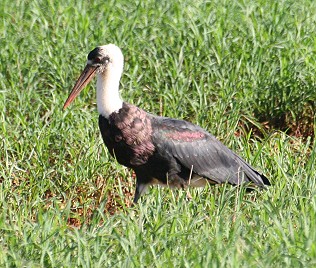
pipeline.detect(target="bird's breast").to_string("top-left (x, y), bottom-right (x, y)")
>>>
top-left (98, 103), bottom-right (155, 167)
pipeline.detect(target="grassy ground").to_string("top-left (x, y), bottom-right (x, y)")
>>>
top-left (1, 0), bottom-right (316, 267)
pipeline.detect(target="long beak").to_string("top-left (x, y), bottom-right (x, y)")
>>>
top-left (63, 65), bottom-right (98, 109)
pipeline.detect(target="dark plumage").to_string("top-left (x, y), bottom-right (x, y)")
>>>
top-left (64, 44), bottom-right (270, 203)
top-left (99, 102), bottom-right (270, 202)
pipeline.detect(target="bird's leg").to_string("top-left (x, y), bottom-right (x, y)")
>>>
top-left (133, 180), bottom-right (148, 203)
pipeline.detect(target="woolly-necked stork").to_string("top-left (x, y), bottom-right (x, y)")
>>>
top-left (63, 44), bottom-right (270, 203)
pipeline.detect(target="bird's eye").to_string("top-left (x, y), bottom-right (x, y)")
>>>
top-left (94, 57), bottom-right (102, 63)
top-left (104, 57), bottom-right (110, 64)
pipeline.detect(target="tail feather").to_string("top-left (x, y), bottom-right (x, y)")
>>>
top-left (234, 153), bottom-right (270, 187)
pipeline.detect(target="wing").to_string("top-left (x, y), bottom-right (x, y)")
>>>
top-left (151, 116), bottom-right (269, 186)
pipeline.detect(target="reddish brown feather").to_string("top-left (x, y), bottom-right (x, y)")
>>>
top-left (100, 103), bottom-right (155, 167)
top-left (165, 131), bottom-right (205, 142)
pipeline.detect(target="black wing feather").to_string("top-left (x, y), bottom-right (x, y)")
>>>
top-left (151, 116), bottom-right (269, 186)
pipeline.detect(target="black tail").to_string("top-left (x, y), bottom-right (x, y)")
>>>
top-left (259, 172), bottom-right (271, 186)
top-left (233, 152), bottom-right (271, 187)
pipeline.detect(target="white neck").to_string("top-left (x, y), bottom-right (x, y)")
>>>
top-left (96, 67), bottom-right (123, 118)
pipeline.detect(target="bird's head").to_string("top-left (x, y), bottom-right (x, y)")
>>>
top-left (63, 44), bottom-right (124, 109)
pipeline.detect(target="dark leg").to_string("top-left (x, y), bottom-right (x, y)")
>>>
top-left (133, 179), bottom-right (148, 203)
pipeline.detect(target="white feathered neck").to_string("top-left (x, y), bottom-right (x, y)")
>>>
top-left (96, 44), bottom-right (124, 118)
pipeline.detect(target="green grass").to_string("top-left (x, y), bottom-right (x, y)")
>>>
top-left (1, 0), bottom-right (316, 267)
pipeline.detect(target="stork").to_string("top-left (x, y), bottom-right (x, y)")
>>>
top-left (63, 44), bottom-right (270, 203)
